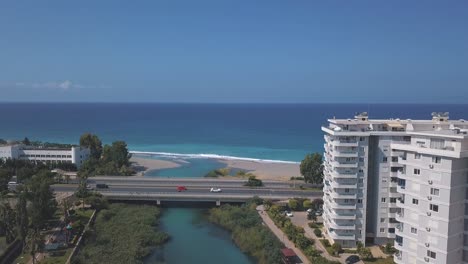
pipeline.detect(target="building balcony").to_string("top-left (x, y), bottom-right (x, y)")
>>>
top-left (325, 218), bottom-right (356, 230)
top-left (325, 210), bottom-right (356, 220)
top-left (325, 199), bottom-right (357, 210)
top-left (397, 185), bottom-right (406, 193)
top-left (328, 192), bottom-right (357, 199)
top-left (332, 150), bottom-right (359, 158)
top-left (330, 161), bottom-right (359, 168)
top-left (329, 181), bottom-right (357, 189)
top-left (330, 140), bottom-right (359, 147)
top-left (397, 170), bottom-right (407, 179)
top-left (327, 231), bottom-right (356, 240)
top-left (396, 212), bottom-right (405, 222)
top-left (328, 170), bottom-right (358, 179)
top-left (394, 252), bottom-right (404, 264)
top-left (394, 241), bottom-right (404, 252)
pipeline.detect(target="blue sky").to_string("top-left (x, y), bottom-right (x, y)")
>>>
top-left (1, 1), bottom-right (467, 103)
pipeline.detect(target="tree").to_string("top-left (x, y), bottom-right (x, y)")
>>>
top-left (312, 198), bottom-right (324, 210)
top-left (79, 133), bottom-right (103, 160)
top-left (23, 137), bottom-right (31, 145)
top-left (358, 247), bottom-right (373, 260)
top-left (288, 199), bottom-right (299, 211)
top-left (303, 199), bottom-right (312, 210)
top-left (0, 169), bottom-right (11, 192)
top-left (102, 141), bottom-right (131, 168)
top-left (16, 187), bottom-right (29, 251)
top-left (0, 202), bottom-right (16, 243)
top-left (332, 243), bottom-right (342, 256)
top-left (300, 153), bottom-right (323, 184)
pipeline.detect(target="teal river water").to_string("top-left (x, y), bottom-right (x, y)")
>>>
top-left (143, 158), bottom-right (255, 264)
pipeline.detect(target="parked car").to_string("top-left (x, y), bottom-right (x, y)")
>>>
top-left (177, 186), bottom-right (187, 192)
top-left (306, 208), bottom-right (313, 213)
top-left (86, 184), bottom-right (94, 190)
top-left (345, 255), bottom-right (360, 264)
top-left (96, 183), bottom-right (108, 189)
top-left (315, 209), bottom-right (323, 216)
top-left (285, 211), bottom-right (293, 217)
top-left (210, 187), bottom-right (222, 192)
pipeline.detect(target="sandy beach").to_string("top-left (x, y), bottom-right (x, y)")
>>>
top-left (131, 155), bottom-right (300, 181)
top-left (219, 159), bottom-right (300, 181)
top-left (131, 156), bottom-right (181, 176)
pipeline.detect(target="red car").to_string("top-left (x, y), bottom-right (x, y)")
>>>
top-left (176, 186), bottom-right (187, 192)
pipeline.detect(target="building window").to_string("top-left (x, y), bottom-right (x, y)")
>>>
top-left (432, 156), bottom-right (441, 164)
top-left (357, 199), bottom-right (362, 204)
top-left (415, 153), bottom-right (421, 159)
top-left (411, 227), bottom-right (417, 234)
top-left (345, 188), bottom-right (350, 193)
top-left (390, 198), bottom-right (397, 203)
top-left (359, 169), bottom-right (364, 173)
top-left (380, 218), bottom-right (385, 223)
top-left (388, 228), bottom-right (395, 233)
top-left (391, 157), bottom-right (398, 162)
top-left (359, 158), bottom-right (364, 162)
top-left (358, 179), bottom-right (363, 183)
top-left (414, 169), bottom-right (420, 175)
top-left (382, 157), bottom-right (387, 162)
top-left (360, 137), bottom-right (365, 141)
top-left (427, 250), bottom-right (436, 259)
top-left (344, 199), bottom-right (349, 203)
top-left (430, 188), bottom-right (440, 196)
top-left (381, 198), bottom-right (386, 203)
top-left (430, 204), bottom-right (439, 212)
top-left (412, 199), bottom-right (419, 205)
top-left (380, 228), bottom-right (385, 233)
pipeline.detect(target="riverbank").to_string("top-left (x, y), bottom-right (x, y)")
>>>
top-left (73, 204), bottom-right (169, 264)
top-left (219, 159), bottom-right (300, 181)
top-left (131, 155), bottom-right (300, 180)
top-left (131, 156), bottom-right (182, 176)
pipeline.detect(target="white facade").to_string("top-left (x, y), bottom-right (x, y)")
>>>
top-left (0, 144), bottom-right (90, 168)
top-left (322, 112), bottom-right (468, 264)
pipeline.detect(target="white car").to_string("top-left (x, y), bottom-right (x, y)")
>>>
top-left (210, 187), bottom-right (222, 193)
top-left (286, 211), bottom-right (293, 217)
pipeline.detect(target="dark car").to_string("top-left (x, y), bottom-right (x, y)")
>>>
top-left (96, 183), bottom-right (109, 189)
top-left (345, 255), bottom-right (360, 264)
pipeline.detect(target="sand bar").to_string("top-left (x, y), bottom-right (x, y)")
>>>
top-left (131, 156), bottom-right (181, 176)
top-left (219, 159), bottom-right (300, 181)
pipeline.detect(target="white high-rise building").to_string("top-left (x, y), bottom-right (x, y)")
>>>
top-left (322, 112), bottom-right (468, 264)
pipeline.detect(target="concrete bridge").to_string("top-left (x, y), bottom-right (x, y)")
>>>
top-left (53, 176), bottom-right (323, 205)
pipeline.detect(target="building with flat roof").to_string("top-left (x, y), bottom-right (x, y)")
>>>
top-left (0, 144), bottom-right (90, 168)
top-left (321, 112), bottom-right (468, 264)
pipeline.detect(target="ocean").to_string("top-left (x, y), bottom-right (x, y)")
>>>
top-left (1, 103), bottom-right (467, 162)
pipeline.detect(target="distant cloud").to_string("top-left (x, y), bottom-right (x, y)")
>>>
top-left (7, 80), bottom-right (109, 91)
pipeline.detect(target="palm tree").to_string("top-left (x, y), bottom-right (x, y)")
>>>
top-left (0, 201), bottom-right (16, 243)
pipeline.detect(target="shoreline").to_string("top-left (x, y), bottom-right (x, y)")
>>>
top-left (131, 155), bottom-right (300, 181)
top-left (130, 156), bottom-right (182, 176)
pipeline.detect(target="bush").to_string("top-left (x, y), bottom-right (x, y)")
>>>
top-left (331, 243), bottom-right (343, 256)
top-left (245, 176), bottom-right (263, 187)
top-left (313, 228), bottom-right (322, 237)
top-left (308, 222), bottom-right (318, 228)
top-left (303, 200), bottom-right (312, 210)
top-left (288, 199), bottom-right (299, 211)
top-left (359, 247), bottom-right (373, 260)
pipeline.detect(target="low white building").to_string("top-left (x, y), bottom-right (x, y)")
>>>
top-left (0, 144), bottom-right (90, 168)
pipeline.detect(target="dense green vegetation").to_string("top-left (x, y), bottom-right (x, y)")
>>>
top-left (208, 200), bottom-right (283, 264)
top-left (268, 205), bottom-right (339, 264)
top-left (244, 175), bottom-right (263, 187)
top-left (73, 204), bottom-right (168, 264)
top-left (79, 133), bottom-right (134, 176)
top-left (300, 153), bottom-right (323, 184)
top-left (0, 166), bottom-right (58, 263)
top-left (204, 168), bottom-right (231, 177)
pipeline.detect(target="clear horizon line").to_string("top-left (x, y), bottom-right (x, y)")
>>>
top-left (1, 101), bottom-right (468, 105)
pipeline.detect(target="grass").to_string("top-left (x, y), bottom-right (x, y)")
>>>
top-left (364, 257), bottom-right (396, 264)
top-left (41, 248), bottom-right (73, 264)
top-left (319, 239), bottom-right (335, 256)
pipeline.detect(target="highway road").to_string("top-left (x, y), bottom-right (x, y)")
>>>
top-left (53, 184), bottom-right (322, 198)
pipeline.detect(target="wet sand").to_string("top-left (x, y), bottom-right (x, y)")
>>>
top-left (219, 159), bottom-right (301, 181)
top-left (131, 156), bottom-right (181, 176)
